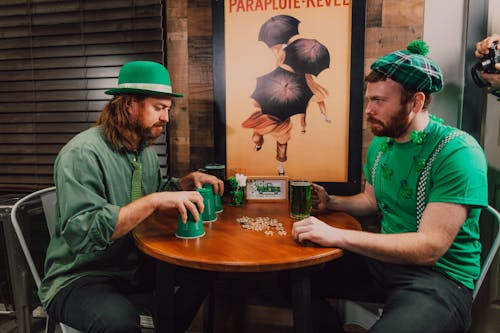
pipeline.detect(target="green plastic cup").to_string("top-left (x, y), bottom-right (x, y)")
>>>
top-left (198, 186), bottom-right (217, 223)
top-left (176, 210), bottom-right (205, 239)
top-left (204, 183), bottom-right (223, 213)
top-left (214, 193), bottom-right (223, 213)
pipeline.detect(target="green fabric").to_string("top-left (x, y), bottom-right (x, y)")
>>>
top-left (38, 126), bottom-right (180, 307)
top-left (364, 120), bottom-right (488, 290)
top-left (370, 49), bottom-right (443, 93)
top-left (130, 158), bottom-right (142, 201)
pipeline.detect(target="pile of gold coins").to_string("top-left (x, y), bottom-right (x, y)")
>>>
top-left (236, 216), bottom-right (287, 236)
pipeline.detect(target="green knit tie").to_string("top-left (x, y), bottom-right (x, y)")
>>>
top-left (131, 158), bottom-right (142, 201)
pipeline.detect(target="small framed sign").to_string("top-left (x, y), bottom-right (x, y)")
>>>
top-left (246, 176), bottom-right (288, 201)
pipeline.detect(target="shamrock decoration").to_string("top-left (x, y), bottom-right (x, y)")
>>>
top-left (409, 130), bottom-right (427, 145)
top-left (380, 141), bottom-right (389, 153)
top-left (228, 173), bottom-right (247, 206)
top-left (399, 180), bottom-right (413, 199)
top-left (381, 163), bottom-right (393, 180)
top-left (414, 156), bottom-right (426, 172)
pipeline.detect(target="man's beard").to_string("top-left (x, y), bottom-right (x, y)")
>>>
top-left (133, 121), bottom-right (165, 144)
top-left (367, 104), bottom-right (412, 138)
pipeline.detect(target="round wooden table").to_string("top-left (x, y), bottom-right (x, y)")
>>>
top-left (134, 201), bottom-right (360, 271)
top-left (133, 201), bottom-right (361, 333)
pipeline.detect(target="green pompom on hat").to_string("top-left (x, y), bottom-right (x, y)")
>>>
top-left (406, 40), bottom-right (429, 56)
top-left (105, 61), bottom-right (183, 97)
top-left (370, 40), bottom-right (443, 93)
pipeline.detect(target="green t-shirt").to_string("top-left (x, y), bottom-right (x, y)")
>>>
top-left (363, 120), bottom-right (488, 290)
top-left (38, 126), bottom-right (180, 307)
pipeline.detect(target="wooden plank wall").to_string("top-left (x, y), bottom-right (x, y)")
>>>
top-left (363, 0), bottom-right (424, 173)
top-left (166, 0), bottom-right (424, 178)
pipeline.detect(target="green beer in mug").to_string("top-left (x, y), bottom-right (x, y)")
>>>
top-left (290, 180), bottom-right (312, 219)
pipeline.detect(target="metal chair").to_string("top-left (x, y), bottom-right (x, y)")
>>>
top-left (340, 204), bottom-right (500, 331)
top-left (10, 186), bottom-right (81, 333)
top-left (11, 187), bottom-right (156, 333)
top-left (473, 205), bottom-right (500, 300)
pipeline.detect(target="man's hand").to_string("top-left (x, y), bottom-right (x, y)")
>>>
top-left (113, 190), bottom-right (205, 239)
top-left (475, 34), bottom-right (500, 61)
top-left (179, 171), bottom-right (224, 195)
top-left (482, 72), bottom-right (500, 88)
top-left (475, 34), bottom-right (500, 88)
top-left (292, 216), bottom-right (342, 247)
top-left (154, 191), bottom-right (204, 223)
top-left (311, 183), bottom-right (331, 212)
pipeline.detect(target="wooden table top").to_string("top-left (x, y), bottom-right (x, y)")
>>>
top-left (133, 201), bottom-right (361, 272)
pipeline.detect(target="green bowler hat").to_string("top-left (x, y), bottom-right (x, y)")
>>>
top-left (105, 61), bottom-right (183, 97)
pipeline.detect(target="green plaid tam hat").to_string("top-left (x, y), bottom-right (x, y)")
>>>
top-left (370, 40), bottom-right (443, 93)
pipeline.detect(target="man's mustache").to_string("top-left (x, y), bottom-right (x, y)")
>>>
top-left (367, 117), bottom-right (383, 126)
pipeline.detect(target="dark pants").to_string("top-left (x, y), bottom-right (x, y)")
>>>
top-left (46, 258), bottom-right (211, 333)
top-left (311, 252), bottom-right (473, 333)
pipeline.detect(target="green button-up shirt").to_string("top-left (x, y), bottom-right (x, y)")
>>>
top-left (38, 126), bottom-right (180, 307)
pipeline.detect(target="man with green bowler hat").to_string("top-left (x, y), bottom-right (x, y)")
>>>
top-left (292, 41), bottom-right (488, 332)
top-left (38, 60), bottom-right (224, 333)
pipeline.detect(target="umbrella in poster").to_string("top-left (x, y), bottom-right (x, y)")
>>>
top-left (284, 38), bottom-right (330, 76)
top-left (250, 67), bottom-right (314, 121)
top-left (258, 15), bottom-right (300, 47)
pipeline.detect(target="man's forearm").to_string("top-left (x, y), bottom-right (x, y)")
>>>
top-left (327, 192), bottom-right (379, 216)
top-left (113, 193), bottom-right (158, 239)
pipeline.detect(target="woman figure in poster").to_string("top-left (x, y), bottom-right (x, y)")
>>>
top-left (243, 19), bottom-right (332, 175)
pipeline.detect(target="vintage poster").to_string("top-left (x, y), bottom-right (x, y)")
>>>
top-left (223, 1), bottom-right (353, 182)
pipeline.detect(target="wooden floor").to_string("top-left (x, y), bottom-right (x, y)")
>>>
top-left (0, 273), bottom-right (368, 333)
top-left (0, 304), bottom-right (366, 333)
top-left (0, 305), bottom-right (293, 333)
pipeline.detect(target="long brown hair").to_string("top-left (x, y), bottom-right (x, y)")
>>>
top-left (95, 95), bottom-right (146, 151)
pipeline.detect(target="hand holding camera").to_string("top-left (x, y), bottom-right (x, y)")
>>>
top-left (472, 34), bottom-right (500, 91)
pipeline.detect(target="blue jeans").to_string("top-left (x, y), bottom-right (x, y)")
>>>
top-left (46, 258), bottom-right (211, 333)
top-left (311, 252), bottom-right (473, 333)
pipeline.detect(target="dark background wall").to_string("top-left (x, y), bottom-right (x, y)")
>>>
top-left (0, 0), bottom-right (424, 192)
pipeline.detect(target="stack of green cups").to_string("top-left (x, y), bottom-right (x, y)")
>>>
top-left (198, 186), bottom-right (217, 223)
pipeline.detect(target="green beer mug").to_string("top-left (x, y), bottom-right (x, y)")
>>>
top-left (204, 163), bottom-right (226, 180)
top-left (289, 180), bottom-right (312, 219)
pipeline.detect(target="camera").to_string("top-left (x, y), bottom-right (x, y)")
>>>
top-left (471, 40), bottom-right (500, 87)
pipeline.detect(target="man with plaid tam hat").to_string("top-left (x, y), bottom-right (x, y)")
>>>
top-left (292, 41), bottom-right (488, 333)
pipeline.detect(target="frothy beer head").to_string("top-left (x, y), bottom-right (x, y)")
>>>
top-left (291, 181), bottom-right (311, 186)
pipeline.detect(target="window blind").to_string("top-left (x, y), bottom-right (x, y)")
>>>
top-left (0, 0), bottom-right (166, 193)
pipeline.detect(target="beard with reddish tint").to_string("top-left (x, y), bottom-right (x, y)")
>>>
top-left (133, 120), bottom-right (165, 146)
top-left (367, 104), bottom-right (412, 139)
top-left (147, 123), bottom-right (165, 139)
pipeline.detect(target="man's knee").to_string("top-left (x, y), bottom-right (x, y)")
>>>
top-left (88, 305), bottom-right (141, 333)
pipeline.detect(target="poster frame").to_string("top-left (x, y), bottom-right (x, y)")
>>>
top-left (212, 0), bottom-right (366, 195)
